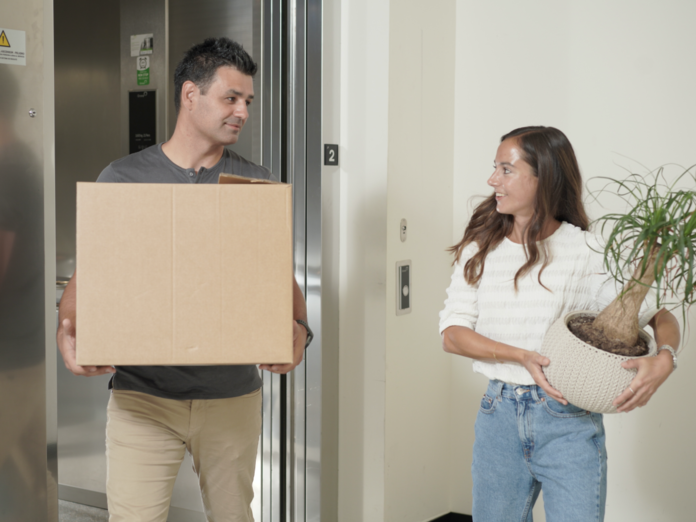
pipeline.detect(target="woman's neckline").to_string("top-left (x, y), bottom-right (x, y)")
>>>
top-left (504, 221), bottom-right (567, 246)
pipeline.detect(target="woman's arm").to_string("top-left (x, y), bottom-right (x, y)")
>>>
top-left (613, 308), bottom-right (680, 412)
top-left (442, 325), bottom-right (567, 404)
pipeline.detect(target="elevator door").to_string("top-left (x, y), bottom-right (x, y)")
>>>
top-left (0, 0), bottom-right (57, 519)
top-left (54, 1), bottom-right (322, 521)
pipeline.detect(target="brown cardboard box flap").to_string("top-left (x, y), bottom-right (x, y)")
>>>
top-left (76, 181), bottom-right (293, 366)
top-left (219, 173), bottom-right (279, 185)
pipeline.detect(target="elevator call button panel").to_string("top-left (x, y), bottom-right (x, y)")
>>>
top-left (396, 260), bottom-right (411, 315)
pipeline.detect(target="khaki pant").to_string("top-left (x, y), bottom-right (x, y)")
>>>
top-left (105, 388), bottom-right (262, 522)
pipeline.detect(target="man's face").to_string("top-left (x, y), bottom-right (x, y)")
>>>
top-left (189, 66), bottom-right (254, 146)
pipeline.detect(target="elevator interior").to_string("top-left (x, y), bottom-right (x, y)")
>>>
top-left (54, 0), bottom-right (322, 520)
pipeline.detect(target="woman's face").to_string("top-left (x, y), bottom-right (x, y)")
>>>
top-left (487, 138), bottom-right (538, 221)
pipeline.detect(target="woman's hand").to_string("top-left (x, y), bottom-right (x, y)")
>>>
top-left (614, 309), bottom-right (680, 413)
top-left (613, 350), bottom-right (673, 413)
top-left (520, 351), bottom-right (567, 404)
top-left (443, 326), bottom-right (567, 403)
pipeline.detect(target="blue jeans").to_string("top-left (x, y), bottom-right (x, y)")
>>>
top-left (472, 380), bottom-right (607, 522)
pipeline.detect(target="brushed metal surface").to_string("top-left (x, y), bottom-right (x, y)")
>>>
top-left (288, 1), bottom-right (308, 521)
top-left (261, 3), bottom-right (284, 521)
top-left (305, 2), bottom-right (323, 520)
top-left (54, 0), bottom-right (122, 280)
top-left (279, 1), bottom-right (323, 520)
top-left (54, 2), bottom-right (120, 507)
top-left (168, 0), bottom-right (260, 163)
top-left (0, 0), bottom-right (56, 519)
top-left (120, 0), bottom-right (168, 157)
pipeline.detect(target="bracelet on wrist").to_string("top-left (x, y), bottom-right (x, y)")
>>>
top-left (655, 345), bottom-right (677, 372)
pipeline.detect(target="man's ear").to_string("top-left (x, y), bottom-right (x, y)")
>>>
top-left (181, 80), bottom-right (199, 111)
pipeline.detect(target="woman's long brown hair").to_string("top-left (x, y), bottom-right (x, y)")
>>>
top-left (449, 126), bottom-right (590, 290)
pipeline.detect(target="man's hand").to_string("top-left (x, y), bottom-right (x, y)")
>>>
top-left (57, 318), bottom-right (115, 377)
top-left (259, 320), bottom-right (307, 375)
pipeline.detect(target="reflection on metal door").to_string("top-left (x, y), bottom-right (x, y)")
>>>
top-left (260, 1), bottom-right (322, 521)
top-left (0, 0), bottom-right (57, 520)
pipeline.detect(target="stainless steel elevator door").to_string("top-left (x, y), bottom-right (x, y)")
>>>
top-left (0, 0), bottom-right (56, 519)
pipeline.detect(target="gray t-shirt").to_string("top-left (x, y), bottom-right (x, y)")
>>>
top-left (96, 143), bottom-right (276, 400)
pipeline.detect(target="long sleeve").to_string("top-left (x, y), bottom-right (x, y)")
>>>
top-left (439, 243), bottom-right (480, 334)
top-left (438, 223), bottom-right (661, 386)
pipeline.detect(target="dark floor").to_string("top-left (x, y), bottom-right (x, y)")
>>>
top-left (58, 500), bottom-right (109, 522)
top-left (431, 514), bottom-right (473, 522)
top-left (57, 501), bottom-right (471, 522)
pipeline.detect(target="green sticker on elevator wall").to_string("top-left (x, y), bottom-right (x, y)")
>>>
top-left (137, 56), bottom-right (150, 86)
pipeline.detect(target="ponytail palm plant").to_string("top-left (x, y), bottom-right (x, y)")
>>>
top-left (588, 164), bottom-right (696, 354)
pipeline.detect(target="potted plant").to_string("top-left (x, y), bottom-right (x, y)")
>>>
top-left (540, 164), bottom-right (695, 413)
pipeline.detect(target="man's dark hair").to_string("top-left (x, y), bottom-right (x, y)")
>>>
top-left (173, 37), bottom-right (258, 114)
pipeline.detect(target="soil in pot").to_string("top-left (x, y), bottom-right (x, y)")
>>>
top-left (567, 315), bottom-right (649, 357)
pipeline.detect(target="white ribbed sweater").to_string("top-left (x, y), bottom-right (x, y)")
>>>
top-left (439, 222), bottom-right (658, 385)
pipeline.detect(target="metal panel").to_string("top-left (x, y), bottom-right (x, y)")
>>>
top-left (53, 2), bottom-right (120, 506)
top-left (168, 0), bottom-right (259, 162)
top-left (120, 0), bottom-right (168, 157)
top-left (304, 2), bottom-right (323, 520)
top-left (261, 3), bottom-right (284, 522)
top-left (54, 0), bottom-right (122, 279)
top-left (0, 0), bottom-right (56, 519)
top-left (280, 0), bottom-right (322, 522)
top-left (287, 0), bottom-right (308, 521)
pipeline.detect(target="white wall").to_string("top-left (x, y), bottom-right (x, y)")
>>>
top-left (452, 1), bottom-right (696, 519)
top-left (337, 0), bottom-right (390, 519)
top-left (385, 1), bottom-right (455, 521)
top-left (335, 0), bottom-right (457, 520)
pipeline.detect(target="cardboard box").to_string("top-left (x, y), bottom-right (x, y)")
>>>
top-left (75, 174), bottom-right (293, 365)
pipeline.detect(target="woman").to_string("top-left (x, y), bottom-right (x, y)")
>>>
top-left (439, 126), bottom-right (679, 521)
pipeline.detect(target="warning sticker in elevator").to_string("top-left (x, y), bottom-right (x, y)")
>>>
top-left (0, 28), bottom-right (27, 66)
top-left (131, 33), bottom-right (154, 57)
top-left (136, 56), bottom-right (150, 86)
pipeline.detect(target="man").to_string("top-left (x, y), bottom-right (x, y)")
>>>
top-left (56, 37), bottom-right (311, 522)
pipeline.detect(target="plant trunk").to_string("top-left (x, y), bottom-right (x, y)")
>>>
top-left (592, 247), bottom-right (658, 347)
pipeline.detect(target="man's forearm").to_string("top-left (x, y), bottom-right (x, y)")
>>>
top-left (59, 273), bottom-right (77, 328)
top-left (292, 278), bottom-right (307, 322)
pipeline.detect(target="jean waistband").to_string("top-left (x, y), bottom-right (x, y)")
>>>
top-left (487, 379), bottom-right (549, 401)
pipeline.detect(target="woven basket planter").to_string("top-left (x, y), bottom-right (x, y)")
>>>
top-left (539, 310), bottom-right (656, 414)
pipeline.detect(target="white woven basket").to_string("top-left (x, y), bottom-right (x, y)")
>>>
top-left (539, 311), bottom-right (656, 414)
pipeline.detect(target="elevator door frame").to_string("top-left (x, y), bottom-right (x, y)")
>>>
top-left (52, 0), bottom-right (322, 519)
top-left (259, 1), bottom-right (322, 521)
